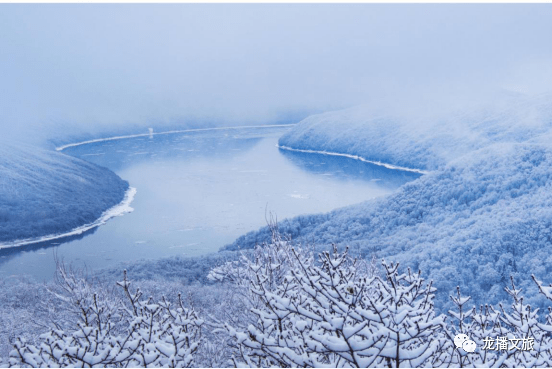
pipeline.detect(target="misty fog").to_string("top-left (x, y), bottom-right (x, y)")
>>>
top-left (1, 4), bottom-right (552, 145)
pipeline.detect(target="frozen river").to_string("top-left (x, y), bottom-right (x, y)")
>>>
top-left (0, 126), bottom-right (420, 281)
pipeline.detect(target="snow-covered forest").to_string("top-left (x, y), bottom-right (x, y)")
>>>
top-left (225, 94), bottom-right (552, 313)
top-left (3, 3), bottom-right (552, 368)
top-left (6, 229), bottom-right (552, 367)
top-left (7, 95), bottom-right (552, 367)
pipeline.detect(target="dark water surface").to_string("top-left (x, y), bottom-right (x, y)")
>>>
top-left (0, 127), bottom-right (420, 281)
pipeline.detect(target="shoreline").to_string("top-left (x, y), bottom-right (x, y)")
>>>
top-left (0, 187), bottom-right (137, 250)
top-left (4, 125), bottom-right (420, 252)
top-left (56, 124), bottom-right (296, 151)
top-left (8, 124), bottom-right (292, 252)
top-left (277, 145), bottom-right (429, 175)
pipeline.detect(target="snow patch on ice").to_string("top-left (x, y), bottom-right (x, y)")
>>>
top-left (289, 193), bottom-right (310, 199)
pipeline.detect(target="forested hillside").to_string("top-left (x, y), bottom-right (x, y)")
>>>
top-left (0, 142), bottom-right (129, 245)
top-left (224, 93), bottom-right (552, 312)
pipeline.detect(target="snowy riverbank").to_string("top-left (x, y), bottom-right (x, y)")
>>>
top-left (0, 187), bottom-right (135, 249)
top-left (0, 142), bottom-right (130, 246)
top-left (277, 145), bottom-right (428, 174)
top-left (54, 124), bottom-right (296, 152)
top-left (224, 93), bottom-right (552, 312)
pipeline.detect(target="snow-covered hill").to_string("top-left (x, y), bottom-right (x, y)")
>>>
top-left (279, 93), bottom-right (552, 172)
top-left (223, 93), bottom-right (552, 311)
top-left (0, 142), bottom-right (129, 245)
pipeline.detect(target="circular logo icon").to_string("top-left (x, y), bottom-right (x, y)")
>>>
top-left (462, 340), bottom-right (477, 353)
top-left (454, 334), bottom-right (469, 348)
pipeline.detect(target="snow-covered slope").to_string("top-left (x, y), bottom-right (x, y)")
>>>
top-left (279, 93), bottom-right (552, 172)
top-left (224, 93), bottom-right (552, 311)
top-left (0, 142), bottom-right (129, 245)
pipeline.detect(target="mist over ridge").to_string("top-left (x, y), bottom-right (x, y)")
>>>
top-left (1, 4), bottom-right (552, 146)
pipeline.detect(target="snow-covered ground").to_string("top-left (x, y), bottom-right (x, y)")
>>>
top-left (224, 92), bottom-right (552, 311)
top-left (0, 141), bottom-right (130, 245)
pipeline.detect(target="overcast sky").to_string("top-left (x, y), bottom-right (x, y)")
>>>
top-left (1, 4), bottom-right (552, 141)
